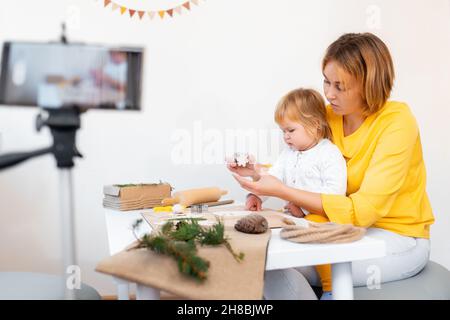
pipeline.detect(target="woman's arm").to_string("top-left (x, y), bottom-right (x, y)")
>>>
top-left (232, 174), bottom-right (326, 216)
top-left (321, 112), bottom-right (419, 227)
top-left (232, 146), bottom-right (346, 215)
top-left (283, 185), bottom-right (326, 215)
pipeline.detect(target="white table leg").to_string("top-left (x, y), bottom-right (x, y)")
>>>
top-left (113, 276), bottom-right (130, 300)
top-left (136, 284), bottom-right (160, 300)
top-left (331, 262), bottom-right (354, 300)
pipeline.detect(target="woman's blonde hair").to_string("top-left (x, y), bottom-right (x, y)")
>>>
top-left (322, 33), bottom-right (395, 115)
top-left (275, 88), bottom-right (332, 141)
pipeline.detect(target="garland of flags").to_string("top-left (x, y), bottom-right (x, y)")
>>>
top-left (97, 0), bottom-right (204, 20)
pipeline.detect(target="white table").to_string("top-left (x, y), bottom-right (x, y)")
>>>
top-left (103, 207), bottom-right (386, 300)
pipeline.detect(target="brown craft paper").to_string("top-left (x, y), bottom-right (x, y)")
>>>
top-left (103, 183), bottom-right (172, 211)
top-left (103, 183), bottom-right (171, 201)
top-left (96, 225), bottom-right (271, 300)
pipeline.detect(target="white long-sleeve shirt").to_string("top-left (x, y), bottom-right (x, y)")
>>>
top-left (262, 138), bottom-right (347, 213)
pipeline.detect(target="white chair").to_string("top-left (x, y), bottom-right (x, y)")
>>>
top-left (353, 261), bottom-right (450, 300)
top-left (0, 272), bottom-right (101, 300)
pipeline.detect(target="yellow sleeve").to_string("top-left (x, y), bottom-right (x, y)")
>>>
top-left (322, 113), bottom-right (418, 227)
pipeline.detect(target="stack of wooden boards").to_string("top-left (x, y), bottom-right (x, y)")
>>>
top-left (103, 183), bottom-right (172, 211)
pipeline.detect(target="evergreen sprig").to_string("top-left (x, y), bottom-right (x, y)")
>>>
top-left (131, 218), bottom-right (244, 281)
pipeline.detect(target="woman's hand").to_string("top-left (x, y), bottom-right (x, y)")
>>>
top-left (284, 202), bottom-right (305, 218)
top-left (246, 194), bottom-right (262, 211)
top-left (232, 174), bottom-right (286, 198)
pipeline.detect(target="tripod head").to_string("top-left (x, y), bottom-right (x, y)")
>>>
top-left (0, 107), bottom-right (82, 170)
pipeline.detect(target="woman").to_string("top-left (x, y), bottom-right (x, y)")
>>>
top-left (229, 33), bottom-right (435, 300)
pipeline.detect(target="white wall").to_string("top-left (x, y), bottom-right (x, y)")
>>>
top-left (0, 0), bottom-right (449, 295)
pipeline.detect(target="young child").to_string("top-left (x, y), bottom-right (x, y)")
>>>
top-left (234, 88), bottom-right (347, 299)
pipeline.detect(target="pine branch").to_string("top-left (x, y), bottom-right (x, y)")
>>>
top-left (199, 220), bottom-right (245, 262)
top-left (131, 218), bottom-right (244, 281)
top-left (140, 234), bottom-right (209, 281)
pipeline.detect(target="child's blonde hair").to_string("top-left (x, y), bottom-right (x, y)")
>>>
top-left (322, 33), bottom-right (395, 115)
top-left (274, 88), bottom-right (332, 141)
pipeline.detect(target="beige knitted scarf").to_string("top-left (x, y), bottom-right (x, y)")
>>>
top-left (280, 221), bottom-right (366, 244)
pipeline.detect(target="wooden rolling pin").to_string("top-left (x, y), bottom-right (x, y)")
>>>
top-left (161, 187), bottom-right (228, 207)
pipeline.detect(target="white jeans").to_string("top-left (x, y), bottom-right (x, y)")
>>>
top-left (264, 227), bottom-right (431, 300)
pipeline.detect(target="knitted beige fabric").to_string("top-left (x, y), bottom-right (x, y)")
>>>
top-left (280, 221), bottom-right (366, 244)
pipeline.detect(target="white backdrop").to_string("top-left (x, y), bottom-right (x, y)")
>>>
top-left (0, 0), bottom-right (449, 295)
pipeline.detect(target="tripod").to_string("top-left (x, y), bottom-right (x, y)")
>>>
top-left (0, 107), bottom-right (82, 299)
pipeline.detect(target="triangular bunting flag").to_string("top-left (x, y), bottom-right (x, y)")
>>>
top-left (174, 6), bottom-right (182, 15)
top-left (98, 0), bottom-right (201, 21)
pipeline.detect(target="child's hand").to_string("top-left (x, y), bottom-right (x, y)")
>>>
top-left (284, 202), bottom-right (305, 218)
top-left (245, 194), bottom-right (262, 211)
top-left (226, 154), bottom-right (260, 181)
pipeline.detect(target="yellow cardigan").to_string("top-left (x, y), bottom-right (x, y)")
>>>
top-left (322, 101), bottom-right (434, 238)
